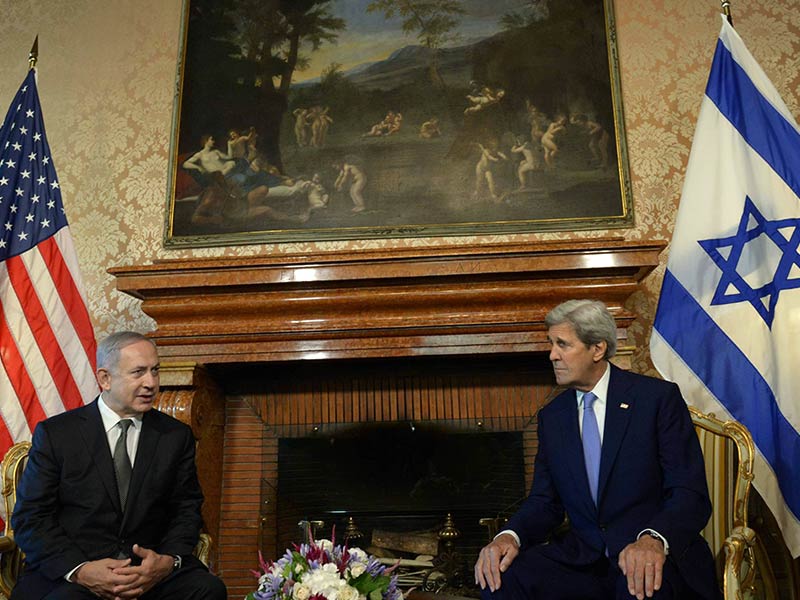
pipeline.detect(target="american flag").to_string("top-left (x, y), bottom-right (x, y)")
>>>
top-left (0, 69), bottom-right (97, 466)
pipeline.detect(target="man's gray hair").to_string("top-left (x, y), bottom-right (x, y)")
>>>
top-left (96, 331), bottom-right (157, 372)
top-left (545, 299), bottom-right (617, 359)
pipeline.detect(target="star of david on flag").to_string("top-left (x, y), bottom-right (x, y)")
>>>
top-left (651, 16), bottom-right (800, 557)
top-left (0, 66), bottom-right (97, 522)
top-left (698, 196), bottom-right (800, 328)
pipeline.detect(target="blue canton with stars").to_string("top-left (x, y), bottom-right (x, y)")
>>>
top-left (0, 69), bottom-right (68, 261)
top-left (698, 196), bottom-right (800, 329)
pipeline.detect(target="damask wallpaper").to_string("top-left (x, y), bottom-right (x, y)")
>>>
top-left (0, 0), bottom-right (798, 374)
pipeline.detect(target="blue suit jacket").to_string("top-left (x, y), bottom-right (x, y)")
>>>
top-left (11, 399), bottom-right (206, 600)
top-left (505, 365), bottom-right (719, 599)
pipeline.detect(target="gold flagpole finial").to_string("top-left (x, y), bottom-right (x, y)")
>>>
top-left (28, 36), bottom-right (39, 70)
top-left (720, 1), bottom-right (733, 26)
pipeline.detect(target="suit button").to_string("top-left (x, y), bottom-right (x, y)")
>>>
top-left (599, 524), bottom-right (607, 532)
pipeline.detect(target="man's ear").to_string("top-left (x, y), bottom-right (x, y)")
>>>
top-left (592, 341), bottom-right (607, 362)
top-left (96, 368), bottom-right (112, 391)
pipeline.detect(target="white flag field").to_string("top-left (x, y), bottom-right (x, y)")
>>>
top-left (651, 16), bottom-right (800, 557)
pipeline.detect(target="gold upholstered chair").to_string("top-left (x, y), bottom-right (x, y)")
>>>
top-left (0, 441), bottom-right (30, 599)
top-left (689, 405), bottom-right (769, 600)
top-left (0, 440), bottom-right (211, 599)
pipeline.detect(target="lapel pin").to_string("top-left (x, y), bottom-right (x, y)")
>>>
top-left (620, 403), bottom-right (629, 409)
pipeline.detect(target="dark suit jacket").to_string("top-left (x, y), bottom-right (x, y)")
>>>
top-left (11, 398), bottom-right (205, 600)
top-left (505, 365), bottom-right (719, 600)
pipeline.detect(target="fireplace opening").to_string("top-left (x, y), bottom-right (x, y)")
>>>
top-left (221, 353), bottom-right (555, 593)
top-left (276, 423), bottom-right (526, 582)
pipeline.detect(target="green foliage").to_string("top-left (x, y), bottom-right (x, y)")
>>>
top-left (501, 0), bottom-right (550, 30)
top-left (288, 550), bottom-right (309, 576)
top-left (220, 0), bottom-right (346, 90)
top-left (350, 572), bottom-right (394, 598)
top-left (366, 0), bottom-right (466, 49)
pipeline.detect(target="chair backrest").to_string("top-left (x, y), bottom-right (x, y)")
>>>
top-left (689, 405), bottom-right (757, 597)
top-left (0, 440), bottom-right (30, 599)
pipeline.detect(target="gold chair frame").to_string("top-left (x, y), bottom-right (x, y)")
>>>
top-left (690, 405), bottom-right (759, 600)
top-left (0, 440), bottom-right (211, 598)
top-left (0, 441), bottom-right (30, 598)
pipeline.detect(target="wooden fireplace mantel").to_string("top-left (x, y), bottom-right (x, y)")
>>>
top-left (110, 239), bottom-right (666, 363)
top-left (110, 238), bottom-right (665, 593)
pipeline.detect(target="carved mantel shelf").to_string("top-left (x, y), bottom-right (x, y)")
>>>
top-left (110, 239), bottom-right (666, 363)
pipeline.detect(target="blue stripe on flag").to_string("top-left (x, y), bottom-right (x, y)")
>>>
top-left (706, 39), bottom-right (800, 199)
top-left (654, 269), bottom-right (800, 520)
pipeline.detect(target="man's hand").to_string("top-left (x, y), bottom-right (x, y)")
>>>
top-left (618, 535), bottom-right (666, 599)
top-left (474, 533), bottom-right (519, 592)
top-left (109, 544), bottom-right (174, 599)
top-left (71, 557), bottom-right (135, 600)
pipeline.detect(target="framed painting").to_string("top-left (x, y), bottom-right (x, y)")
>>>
top-left (164, 0), bottom-right (633, 248)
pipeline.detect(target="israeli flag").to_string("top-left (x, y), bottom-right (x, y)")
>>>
top-left (650, 16), bottom-right (800, 557)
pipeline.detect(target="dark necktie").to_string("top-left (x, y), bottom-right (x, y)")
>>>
top-left (114, 419), bottom-right (133, 511)
top-left (582, 392), bottom-right (601, 505)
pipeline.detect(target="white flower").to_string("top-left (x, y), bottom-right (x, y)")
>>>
top-left (304, 566), bottom-right (347, 600)
top-left (317, 539), bottom-right (334, 553)
top-left (293, 584), bottom-right (311, 600)
top-left (338, 585), bottom-right (360, 600)
top-left (348, 562), bottom-right (366, 578)
top-left (321, 563), bottom-right (339, 575)
top-left (348, 548), bottom-right (368, 563)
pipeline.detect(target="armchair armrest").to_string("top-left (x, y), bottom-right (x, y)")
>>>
top-left (0, 535), bottom-right (23, 599)
top-left (722, 525), bottom-right (756, 600)
top-left (0, 536), bottom-right (15, 554)
top-left (193, 532), bottom-right (212, 567)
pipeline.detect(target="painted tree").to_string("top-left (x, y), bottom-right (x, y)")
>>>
top-left (184, 0), bottom-right (345, 169)
top-left (501, 0), bottom-right (550, 29)
top-left (366, 0), bottom-right (466, 88)
top-left (233, 0), bottom-right (345, 94)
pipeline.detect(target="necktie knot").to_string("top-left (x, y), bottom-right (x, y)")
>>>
top-left (583, 392), bottom-right (597, 411)
top-left (118, 419), bottom-right (132, 434)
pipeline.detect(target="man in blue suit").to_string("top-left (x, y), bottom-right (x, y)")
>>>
top-left (474, 300), bottom-right (719, 600)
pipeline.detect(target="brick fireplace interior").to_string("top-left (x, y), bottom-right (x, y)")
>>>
top-left (227, 355), bottom-right (551, 571)
top-left (110, 239), bottom-right (663, 597)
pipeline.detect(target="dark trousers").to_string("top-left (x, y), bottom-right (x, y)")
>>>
top-left (480, 546), bottom-right (698, 600)
top-left (32, 565), bottom-right (227, 600)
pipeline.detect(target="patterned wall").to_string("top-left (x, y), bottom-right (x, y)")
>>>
top-left (0, 1), bottom-right (798, 374)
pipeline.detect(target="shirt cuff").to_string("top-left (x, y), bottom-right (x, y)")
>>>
top-left (65, 561), bottom-right (88, 582)
top-left (637, 528), bottom-right (669, 555)
top-left (495, 529), bottom-right (521, 548)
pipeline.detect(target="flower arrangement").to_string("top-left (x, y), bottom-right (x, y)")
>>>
top-left (247, 534), bottom-right (402, 600)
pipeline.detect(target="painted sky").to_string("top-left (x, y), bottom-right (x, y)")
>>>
top-left (294, 0), bottom-right (528, 82)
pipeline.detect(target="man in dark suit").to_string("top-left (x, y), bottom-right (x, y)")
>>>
top-left (11, 332), bottom-right (227, 599)
top-left (474, 300), bottom-right (720, 600)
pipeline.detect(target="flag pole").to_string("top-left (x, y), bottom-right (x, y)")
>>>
top-left (720, 1), bottom-right (733, 26)
top-left (28, 36), bottom-right (38, 70)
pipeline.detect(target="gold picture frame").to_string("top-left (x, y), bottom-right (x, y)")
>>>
top-left (164, 0), bottom-right (633, 248)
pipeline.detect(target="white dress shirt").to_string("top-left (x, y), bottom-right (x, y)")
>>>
top-left (577, 363), bottom-right (610, 441)
top-left (98, 394), bottom-right (143, 466)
